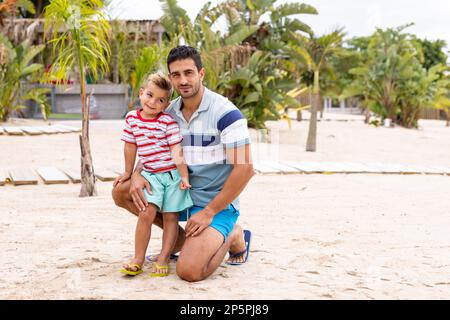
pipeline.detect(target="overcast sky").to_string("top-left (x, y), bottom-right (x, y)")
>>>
top-left (108, 0), bottom-right (450, 51)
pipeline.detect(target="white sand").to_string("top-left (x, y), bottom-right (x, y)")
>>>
top-left (1, 115), bottom-right (450, 299)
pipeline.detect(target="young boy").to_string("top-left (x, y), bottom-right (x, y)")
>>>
top-left (118, 72), bottom-right (193, 277)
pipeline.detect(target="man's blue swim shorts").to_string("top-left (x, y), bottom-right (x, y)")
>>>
top-left (179, 204), bottom-right (240, 241)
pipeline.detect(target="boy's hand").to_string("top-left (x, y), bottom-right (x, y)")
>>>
top-left (180, 177), bottom-right (191, 190)
top-left (113, 171), bottom-right (132, 187)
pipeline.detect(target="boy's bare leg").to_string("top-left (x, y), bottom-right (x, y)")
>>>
top-left (153, 212), bottom-right (179, 275)
top-left (123, 204), bottom-right (157, 271)
top-left (112, 181), bottom-right (185, 252)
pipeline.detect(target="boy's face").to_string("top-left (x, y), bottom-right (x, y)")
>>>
top-left (168, 58), bottom-right (205, 99)
top-left (139, 82), bottom-right (170, 118)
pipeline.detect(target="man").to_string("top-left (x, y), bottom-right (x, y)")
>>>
top-left (112, 45), bottom-right (254, 282)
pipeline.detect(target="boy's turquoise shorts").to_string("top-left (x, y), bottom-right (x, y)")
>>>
top-left (179, 204), bottom-right (240, 241)
top-left (142, 169), bottom-right (193, 213)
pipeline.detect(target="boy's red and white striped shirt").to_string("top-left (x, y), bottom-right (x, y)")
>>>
top-left (121, 109), bottom-right (183, 174)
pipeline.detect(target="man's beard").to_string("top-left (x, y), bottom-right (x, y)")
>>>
top-left (179, 81), bottom-right (201, 98)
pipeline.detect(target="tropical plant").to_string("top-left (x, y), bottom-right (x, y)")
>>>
top-left (43, 0), bottom-right (111, 197)
top-left (0, 33), bottom-right (48, 121)
top-left (127, 44), bottom-right (170, 111)
top-left (218, 50), bottom-right (303, 128)
top-left (159, 0), bottom-right (318, 130)
top-left (396, 63), bottom-right (444, 128)
top-left (341, 25), bottom-right (443, 128)
top-left (159, 0), bottom-right (259, 91)
top-left (209, 0), bottom-right (316, 30)
top-left (108, 20), bottom-right (139, 84)
top-left (21, 87), bottom-right (50, 120)
top-left (416, 38), bottom-right (448, 71)
top-left (433, 72), bottom-right (450, 126)
top-left (288, 29), bottom-right (345, 152)
top-left (200, 0), bottom-right (317, 95)
top-left (202, 0), bottom-right (317, 46)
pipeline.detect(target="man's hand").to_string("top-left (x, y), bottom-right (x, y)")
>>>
top-left (129, 172), bottom-right (152, 212)
top-left (185, 207), bottom-right (214, 237)
top-left (113, 171), bottom-right (132, 187)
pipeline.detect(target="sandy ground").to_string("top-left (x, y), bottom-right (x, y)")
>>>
top-left (1, 114), bottom-right (450, 299)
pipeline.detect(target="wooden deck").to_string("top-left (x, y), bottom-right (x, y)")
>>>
top-left (0, 125), bottom-right (81, 136)
top-left (0, 163), bottom-right (449, 186)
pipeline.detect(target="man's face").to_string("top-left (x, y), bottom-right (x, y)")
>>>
top-left (168, 58), bottom-right (205, 99)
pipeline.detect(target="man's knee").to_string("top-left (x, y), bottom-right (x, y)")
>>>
top-left (112, 185), bottom-right (128, 208)
top-left (176, 261), bottom-right (205, 282)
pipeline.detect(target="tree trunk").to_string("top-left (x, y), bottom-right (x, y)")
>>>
top-left (79, 80), bottom-right (97, 197)
top-left (387, 103), bottom-right (397, 127)
top-left (319, 96), bottom-right (324, 119)
top-left (306, 71), bottom-right (320, 152)
top-left (35, 0), bottom-right (44, 17)
top-left (364, 107), bottom-right (371, 124)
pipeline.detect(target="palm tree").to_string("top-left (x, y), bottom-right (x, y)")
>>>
top-left (289, 29), bottom-right (345, 152)
top-left (43, 0), bottom-right (111, 197)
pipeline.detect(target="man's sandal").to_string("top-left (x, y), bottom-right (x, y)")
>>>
top-left (150, 262), bottom-right (169, 277)
top-left (226, 229), bottom-right (252, 265)
top-left (120, 263), bottom-right (144, 276)
top-left (146, 253), bottom-right (179, 263)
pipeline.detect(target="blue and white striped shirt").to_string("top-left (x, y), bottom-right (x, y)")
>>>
top-left (166, 87), bottom-right (251, 210)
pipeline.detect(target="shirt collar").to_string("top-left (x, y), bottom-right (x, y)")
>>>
top-left (173, 86), bottom-right (211, 117)
top-left (197, 87), bottom-right (211, 113)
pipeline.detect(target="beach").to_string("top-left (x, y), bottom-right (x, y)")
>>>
top-left (1, 114), bottom-right (450, 299)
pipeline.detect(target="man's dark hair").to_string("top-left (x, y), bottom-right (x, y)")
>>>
top-left (167, 45), bottom-right (203, 72)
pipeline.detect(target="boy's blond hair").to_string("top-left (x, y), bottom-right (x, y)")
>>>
top-left (142, 72), bottom-right (173, 100)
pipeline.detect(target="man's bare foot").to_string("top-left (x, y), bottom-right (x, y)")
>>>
top-left (226, 225), bottom-right (247, 264)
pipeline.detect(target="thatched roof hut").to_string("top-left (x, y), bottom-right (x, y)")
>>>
top-left (0, 18), bottom-right (165, 46)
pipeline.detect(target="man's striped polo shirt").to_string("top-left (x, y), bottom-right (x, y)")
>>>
top-left (166, 87), bottom-right (251, 210)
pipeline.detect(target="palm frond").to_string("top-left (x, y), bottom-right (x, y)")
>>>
top-left (43, 0), bottom-right (111, 84)
top-left (271, 3), bottom-right (318, 22)
top-left (223, 25), bottom-right (258, 46)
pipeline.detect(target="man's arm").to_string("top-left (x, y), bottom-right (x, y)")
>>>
top-left (113, 142), bottom-right (137, 185)
top-left (185, 144), bottom-right (254, 237)
top-left (124, 142), bottom-right (137, 176)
